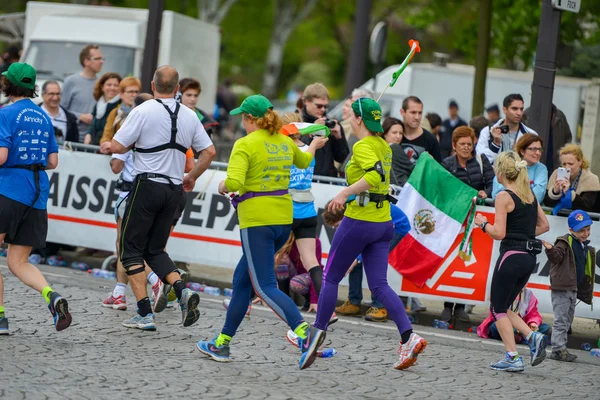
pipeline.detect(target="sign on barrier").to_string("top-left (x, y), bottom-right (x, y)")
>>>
top-left (46, 150), bottom-right (600, 319)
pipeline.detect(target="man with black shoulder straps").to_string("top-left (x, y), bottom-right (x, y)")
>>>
top-left (110, 65), bottom-right (216, 331)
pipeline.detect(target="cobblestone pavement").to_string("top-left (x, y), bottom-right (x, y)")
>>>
top-left (0, 263), bottom-right (598, 400)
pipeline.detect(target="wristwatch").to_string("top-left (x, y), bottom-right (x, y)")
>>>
top-left (480, 221), bottom-right (488, 232)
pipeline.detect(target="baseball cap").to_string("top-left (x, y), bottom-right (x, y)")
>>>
top-left (449, 99), bottom-right (459, 109)
top-left (351, 97), bottom-right (383, 133)
top-left (1, 62), bottom-right (36, 90)
top-left (230, 94), bottom-right (273, 117)
top-left (486, 104), bottom-right (500, 113)
top-left (568, 209), bottom-right (593, 232)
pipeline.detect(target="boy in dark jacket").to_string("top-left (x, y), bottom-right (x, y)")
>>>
top-left (542, 209), bottom-right (596, 362)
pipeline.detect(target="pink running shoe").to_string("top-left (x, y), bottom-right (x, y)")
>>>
top-left (103, 294), bottom-right (127, 311)
top-left (394, 333), bottom-right (427, 370)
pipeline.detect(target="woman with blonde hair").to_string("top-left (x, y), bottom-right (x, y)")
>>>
top-left (544, 143), bottom-right (600, 213)
top-left (196, 95), bottom-right (327, 363)
top-left (475, 151), bottom-right (550, 372)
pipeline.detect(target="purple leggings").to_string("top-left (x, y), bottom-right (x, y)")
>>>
top-left (315, 217), bottom-right (413, 336)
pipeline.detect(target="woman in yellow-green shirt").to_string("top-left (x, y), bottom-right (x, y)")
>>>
top-left (300, 98), bottom-right (427, 371)
top-left (197, 95), bottom-right (327, 366)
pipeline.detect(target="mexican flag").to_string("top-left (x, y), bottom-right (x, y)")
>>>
top-left (389, 153), bottom-right (477, 287)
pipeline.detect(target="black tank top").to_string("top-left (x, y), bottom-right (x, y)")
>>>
top-left (502, 189), bottom-right (538, 243)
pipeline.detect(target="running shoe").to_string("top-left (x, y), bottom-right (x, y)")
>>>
top-left (287, 329), bottom-right (329, 357)
top-left (298, 326), bottom-right (326, 370)
top-left (528, 331), bottom-right (547, 366)
top-left (180, 288), bottom-right (200, 327)
top-left (490, 353), bottom-right (525, 372)
top-left (222, 298), bottom-right (252, 317)
top-left (394, 333), bottom-right (427, 370)
top-left (0, 317), bottom-right (8, 335)
top-left (122, 313), bottom-right (156, 331)
top-left (167, 268), bottom-right (189, 302)
top-left (48, 292), bottom-right (72, 332)
top-left (197, 336), bottom-right (231, 362)
top-left (103, 294), bottom-right (127, 310)
top-left (151, 280), bottom-right (169, 314)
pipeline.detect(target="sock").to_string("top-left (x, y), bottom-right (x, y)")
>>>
top-left (401, 329), bottom-right (413, 344)
top-left (0, 305), bottom-right (4, 318)
top-left (147, 272), bottom-right (159, 287)
top-left (42, 286), bottom-right (54, 305)
top-left (137, 297), bottom-right (152, 317)
top-left (215, 333), bottom-right (232, 347)
top-left (113, 282), bottom-right (127, 297)
top-left (508, 351), bottom-right (519, 359)
top-left (173, 280), bottom-right (185, 300)
top-left (526, 331), bottom-right (534, 341)
top-left (309, 267), bottom-right (323, 295)
top-left (294, 321), bottom-right (309, 340)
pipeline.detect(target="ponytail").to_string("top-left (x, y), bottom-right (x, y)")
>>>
top-left (255, 109), bottom-right (283, 135)
top-left (275, 232), bottom-right (295, 266)
top-left (495, 151), bottom-right (534, 204)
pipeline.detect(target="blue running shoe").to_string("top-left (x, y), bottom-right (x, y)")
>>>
top-left (299, 326), bottom-right (326, 370)
top-left (122, 313), bottom-right (156, 331)
top-left (48, 292), bottom-right (72, 332)
top-left (490, 353), bottom-right (525, 372)
top-left (528, 331), bottom-right (547, 366)
top-left (197, 337), bottom-right (231, 362)
top-left (180, 288), bottom-right (200, 327)
top-left (0, 316), bottom-right (8, 335)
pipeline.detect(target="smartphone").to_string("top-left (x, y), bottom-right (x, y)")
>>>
top-left (557, 167), bottom-right (570, 181)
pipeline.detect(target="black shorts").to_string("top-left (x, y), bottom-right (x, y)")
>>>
top-left (490, 250), bottom-right (536, 317)
top-left (0, 194), bottom-right (48, 248)
top-left (120, 179), bottom-right (183, 277)
top-left (291, 216), bottom-right (318, 239)
top-left (172, 192), bottom-right (188, 226)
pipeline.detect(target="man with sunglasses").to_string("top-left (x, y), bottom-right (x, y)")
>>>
top-left (60, 44), bottom-right (104, 141)
top-left (301, 83), bottom-right (349, 177)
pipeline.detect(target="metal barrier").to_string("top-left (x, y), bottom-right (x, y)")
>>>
top-left (60, 141), bottom-right (600, 220)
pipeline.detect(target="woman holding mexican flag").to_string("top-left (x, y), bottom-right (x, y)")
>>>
top-left (299, 97), bottom-right (427, 371)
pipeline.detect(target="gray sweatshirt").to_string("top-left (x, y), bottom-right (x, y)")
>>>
top-left (60, 73), bottom-right (97, 139)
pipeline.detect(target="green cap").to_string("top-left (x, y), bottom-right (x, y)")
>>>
top-left (352, 97), bottom-right (383, 133)
top-left (230, 94), bottom-right (273, 117)
top-left (1, 62), bottom-right (37, 90)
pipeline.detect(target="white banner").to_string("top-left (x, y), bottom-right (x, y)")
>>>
top-left (47, 150), bottom-right (600, 320)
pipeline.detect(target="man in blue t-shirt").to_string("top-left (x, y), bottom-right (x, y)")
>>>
top-left (0, 62), bottom-right (72, 335)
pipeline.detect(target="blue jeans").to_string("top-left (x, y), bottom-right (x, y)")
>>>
top-left (348, 232), bottom-right (404, 308)
top-left (222, 225), bottom-right (305, 337)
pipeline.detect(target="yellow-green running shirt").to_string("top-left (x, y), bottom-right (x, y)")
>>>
top-left (225, 129), bottom-right (313, 229)
top-left (344, 135), bottom-right (392, 223)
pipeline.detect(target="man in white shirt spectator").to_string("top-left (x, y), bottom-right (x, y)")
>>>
top-left (60, 44), bottom-right (104, 141)
top-left (476, 94), bottom-right (537, 165)
top-left (40, 81), bottom-right (79, 144)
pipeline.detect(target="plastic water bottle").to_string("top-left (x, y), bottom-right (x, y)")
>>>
top-left (91, 268), bottom-right (116, 280)
top-left (204, 286), bottom-right (220, 296)
top-left (590, 348), bottom-right (600, 358)
top-left (71, 262), bottom-right (90, 271)
top-left (581, 343), bottom-right (591, 351)
top-left (224, 288), bottom-right (233, 297)
top-left (320, 348), bottom-right (337, 358)
top-left (28, 254), bottom-right (42, 264)
top-left (47, 256), bottom-right (67, 267)
top-left (433, 319), bottom-right (449, 330)
top-left (188, 282), bottom-right (202, 292)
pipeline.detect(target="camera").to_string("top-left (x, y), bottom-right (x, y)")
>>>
top-left (324, 119), bottom-right (337, 129)
top-left (499, 124), bottom-right (509, 134)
